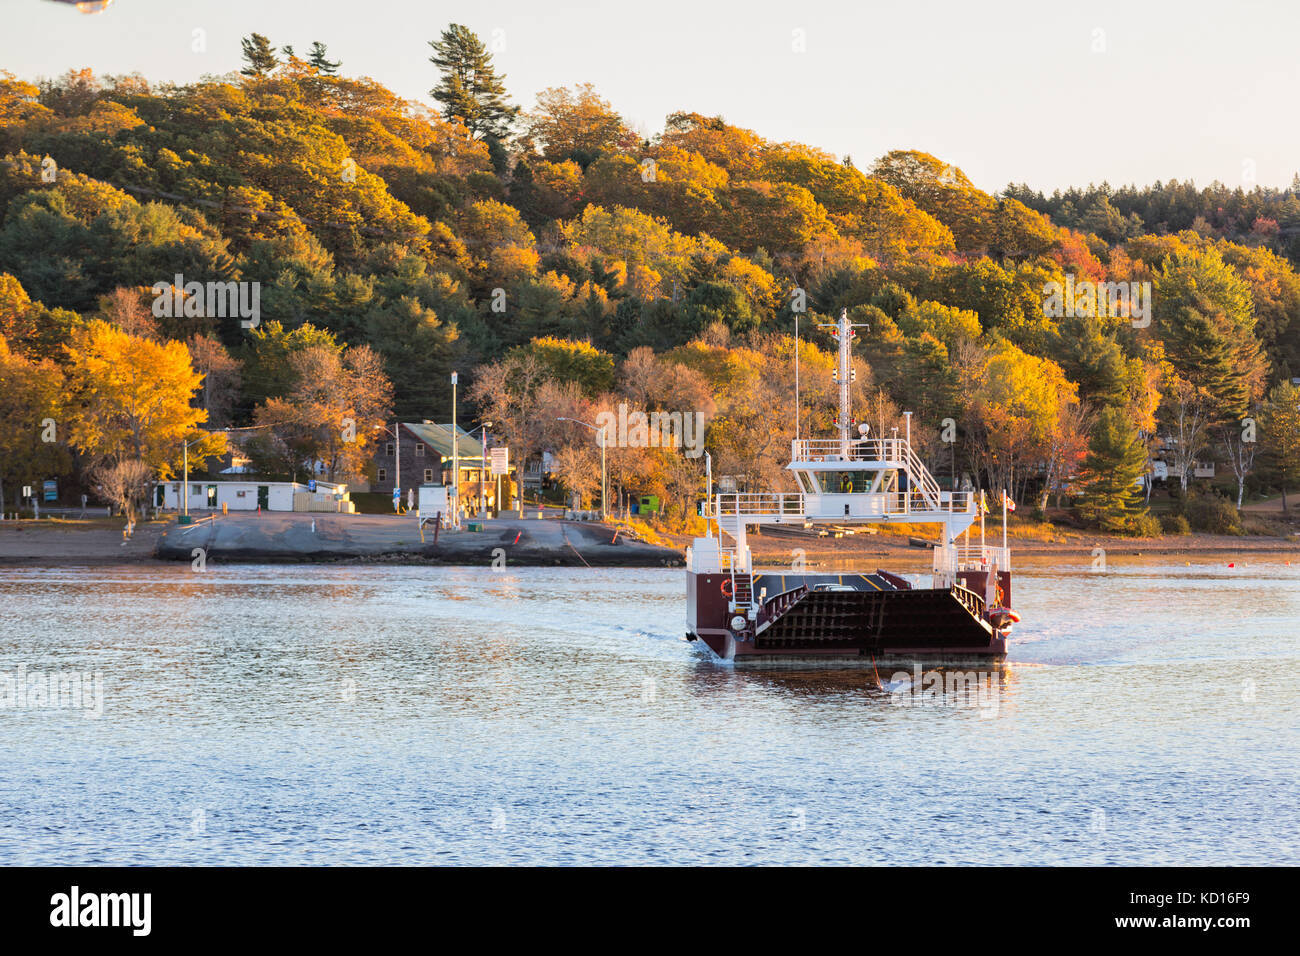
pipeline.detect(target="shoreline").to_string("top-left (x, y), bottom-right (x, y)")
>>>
top-left (0, 513), bottom-right (683, 568)
top-left (1, 514), bottom-right (1297, 567)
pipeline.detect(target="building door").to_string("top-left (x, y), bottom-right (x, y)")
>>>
top-left (257, 486), bottom-right (269, 510)
top-left (206, 485), bottom-right (218, 509)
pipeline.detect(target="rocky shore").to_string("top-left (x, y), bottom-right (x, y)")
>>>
top-left (2, 512), bottom-right (1297, 568)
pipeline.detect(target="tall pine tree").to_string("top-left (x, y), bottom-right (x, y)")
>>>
top-left (240, 33), bottom-right (279, 77)
top-left (308, 41), bottom-right (341, 75)
top-left (1261, 381), bottom-right (1300, 511)
top-left (1076, 406), bottom-right (1150, 533)
top-left (428, 24), bottom-right (518, 141)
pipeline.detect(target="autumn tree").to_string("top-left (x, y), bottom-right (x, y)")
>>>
top-left (0, 272), bottom-right (82, 360)
top-left (64, 320), bottom-right (225, 477)
top-left (0, 334), bottom-right (69, 511)
top-left (525, 84), bottom-right (628, 166)
top-left (92, 459), bottom-right (153, 530)
top-left (512, 337), bottom-right (614, 396)
top-left (254, 344), bottom-right (392, 482)
top-left (1159, 370), bottom-right (1216, 493)
top-left (187, 334), bottom-right (242, 429)
top-left (468, 350), bottom-right (549, 497)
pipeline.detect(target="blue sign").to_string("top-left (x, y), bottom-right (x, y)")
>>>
top-left (308, 479), bottom-right (317, 493)
top-left (43, 480), bottom-right (57, 502)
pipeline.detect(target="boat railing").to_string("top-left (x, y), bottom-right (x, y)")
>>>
top-left (716, 492), bottom-right (806, 518)
top-left (934, 542), bottom-right (1011, 577)
top-left (790, 438), bottom-right (969, 516)
top-left (792, 437), bottom-right (913, 463)
top-left (718, 489), bottom-right (977, 521)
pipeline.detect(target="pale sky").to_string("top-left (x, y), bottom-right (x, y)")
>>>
top-left (5, 0), bottom-right (1299, 193)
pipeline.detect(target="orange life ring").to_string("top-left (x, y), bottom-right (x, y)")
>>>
top-left (720, 579), bottom-right (734, 599)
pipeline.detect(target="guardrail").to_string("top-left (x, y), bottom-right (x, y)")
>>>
top-left (716, 492), bottom-right (806, 517)
top-left (934, 543), bottom-right (1011, 575)
top-left (792, 437), bottom-right (915, 462)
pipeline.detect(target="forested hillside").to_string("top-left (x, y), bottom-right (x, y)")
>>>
top-left (3, 25), bottom-right (1300, 532)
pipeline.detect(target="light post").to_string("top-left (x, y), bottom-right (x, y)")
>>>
top-left (462, 421), bottom-right (493, 518)
top-left (451, 371), bottom-right (458, 527)
top-left (557, 417), bottom-right (607, 522)
top-left (182, 424), bottom-right (271, 517)
top-left (181, 434), bottom-right (208, 518)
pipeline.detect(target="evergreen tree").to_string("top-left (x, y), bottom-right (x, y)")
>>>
top-left (240, 33), bottom-right (279, 77)
top-left (1076, 406), bottom-right (1150, 532)
top-left (308, 41), bottom-right (341, 75)
top-left (1155, 248), bottom-right (1265, 421)
top-left (428, 24), bottom-right (518, 140)
top-left (1260, 381), bottom-right (1300, 511)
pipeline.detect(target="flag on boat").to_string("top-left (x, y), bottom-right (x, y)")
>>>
top-left (1002, 491), bottom-right (1016, 512)
top-left (979, 490), bottom-right (989, 514)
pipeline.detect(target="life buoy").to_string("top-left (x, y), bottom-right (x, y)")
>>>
top-left (988, 607), bottom-right (1021, 626)
top-left (720, 578), bottom-right (734, 599)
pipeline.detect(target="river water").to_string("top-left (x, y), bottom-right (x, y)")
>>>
top-left (0, 558), bottom-right (1296, 865)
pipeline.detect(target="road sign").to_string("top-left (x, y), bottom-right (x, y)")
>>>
top-left (22, 486), bottom-right (31, 498)
top-left (490, 447), bottom-right (509, 476)
top-left (308, 478), bottom-right (316, 493)
top-left (43, 480), bottom-right (57, 502)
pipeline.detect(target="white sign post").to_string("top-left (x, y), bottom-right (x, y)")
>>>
top-left (490, 447), bottom-right (509, 476)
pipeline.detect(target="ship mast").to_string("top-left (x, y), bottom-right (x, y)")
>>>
top-left (818, 308), bottom-right (868, 457)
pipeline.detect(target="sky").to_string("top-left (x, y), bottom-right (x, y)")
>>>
top-left (4, 0), bottom-right (1299, 194)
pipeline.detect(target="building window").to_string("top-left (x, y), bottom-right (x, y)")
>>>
top-left (424, 469), bottom-right (433, 482)
top-left (385, 442), bottom-right (395, 456)
top-left (191, 484), bottom-right (202, 495)
top-left (415, 443), bottom-right (425, 457)
top-left (378, 468), bottom-right (388, 482)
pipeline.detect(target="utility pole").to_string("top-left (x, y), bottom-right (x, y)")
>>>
top-left (557, 417), bottom-right (607, 521)
top-left (599, 425), bottom-right (607, 522)
top-left (181, 433), bottom-right (211, 518)
top-left (451, 371), bottom-right (459, 528)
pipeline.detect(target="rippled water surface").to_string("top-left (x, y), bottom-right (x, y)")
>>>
top-left (0, 559), bottom-right (1296, 865)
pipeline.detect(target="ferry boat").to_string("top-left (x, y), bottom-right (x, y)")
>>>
top-left (685, 309), bottom-right (1017, 666)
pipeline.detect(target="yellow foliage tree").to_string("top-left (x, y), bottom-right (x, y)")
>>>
top-left (64, 320), bottom-right (225, 477)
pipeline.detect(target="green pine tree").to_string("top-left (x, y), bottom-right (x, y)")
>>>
top-left (1261, 381), bottom-right (1300, 511)
top-left (308, 41), bottom-right (341, 75)
top-left (1076, 406), bottom-right (1150, 533)
top-left (240, 33), bottom-right (279, 77)
top-left (1155, 248), bottom-right (1265, 421)
top-left (428, 24), bottom-right (518, 140)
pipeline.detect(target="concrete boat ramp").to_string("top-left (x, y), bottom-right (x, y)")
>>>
top-left (155, 512), bottom-right (683, 567)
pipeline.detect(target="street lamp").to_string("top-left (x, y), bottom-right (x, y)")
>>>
top-left (556, 417), bottom-right (607, 522)
top-left (463, 421), bottom-right (493, 517)
top-left (451, 371), bottom-right (459, 527)
top-left (181, 434), bottom-right (208, 518)
top-left (180, 423), bottom-right (272, 517)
